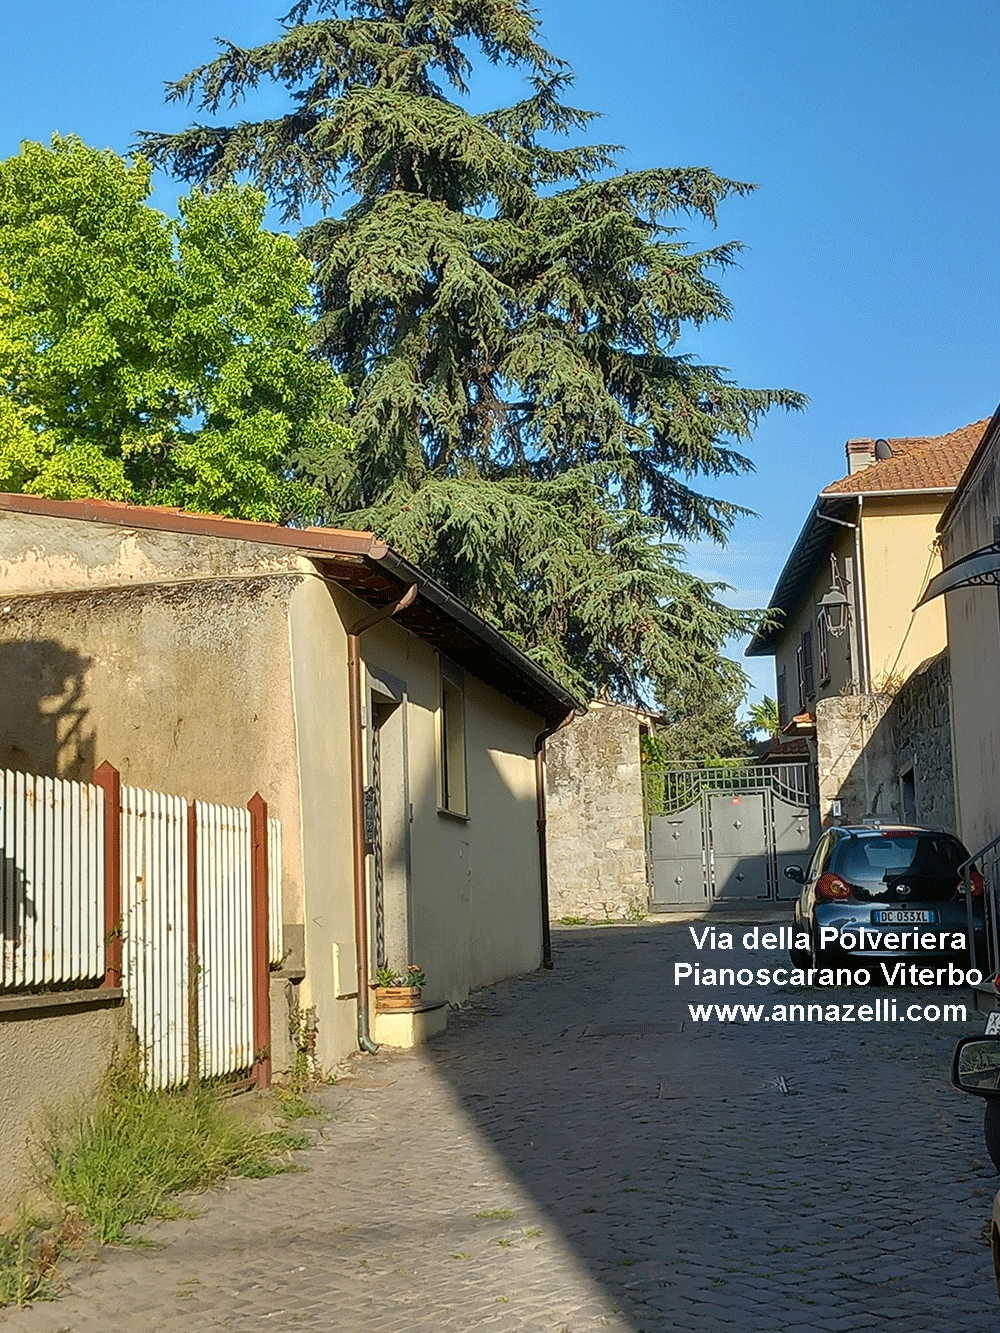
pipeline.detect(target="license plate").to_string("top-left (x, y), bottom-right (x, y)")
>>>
top-left (986, 1013), bottom-right (1000, 1035)
top-left (872, 909), bottom-right (935, 924)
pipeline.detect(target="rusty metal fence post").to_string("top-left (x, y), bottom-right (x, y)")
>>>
top-left (248, 793), bottom-right (271, 1089)
top-left (93, 761), bottom-right (122, 990)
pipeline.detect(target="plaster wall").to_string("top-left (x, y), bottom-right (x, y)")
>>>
top-left (286, 578), bottom-right (357, 1070)
top-left (939, 445), bottom-right (1000, 855)
top-left (359, 614), bottom-right (544, 1009)
top-left (0, 999), bottom-right (128, 1218)
top-left (859, 497), bottom-right (947, 686)
top-left (0, 512), bottom-right (311, 931)
top-left (0, 579), bottom-right (307, 934)
top-left (0, 510), bottom-right (305, 594)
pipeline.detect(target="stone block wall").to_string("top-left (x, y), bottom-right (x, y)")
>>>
top-left (545, 706), bottom-right (648, 920)
top-left (890, 652), bottom-right (956, 831)
top-left (815, 692), bottom-right (893, 825)
top-left (814, 652), bottom-right (955, 831)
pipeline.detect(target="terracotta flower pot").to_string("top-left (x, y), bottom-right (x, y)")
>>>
top-left (374, 985), bottom-right (422, 1012)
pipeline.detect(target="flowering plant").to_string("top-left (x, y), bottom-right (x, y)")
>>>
top-left (374, 963), bottom-right (425, 990)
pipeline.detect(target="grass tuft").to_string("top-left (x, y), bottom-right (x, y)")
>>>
top-left (44, 1055), bottom-right (304, 1244)
top-left (0, 1050), bottom-right (306, 1306)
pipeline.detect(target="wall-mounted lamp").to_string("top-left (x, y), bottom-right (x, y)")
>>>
top-left (818, 585), bottom-right (850, 637)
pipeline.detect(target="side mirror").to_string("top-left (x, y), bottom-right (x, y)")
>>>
top-left (783, 865), bottom-right (805, 884)
top-left (952, 1037), bottom-right (1000, 1098)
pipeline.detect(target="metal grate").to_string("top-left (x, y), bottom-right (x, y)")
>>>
top-left (643, 763), bottom-right (814, 818)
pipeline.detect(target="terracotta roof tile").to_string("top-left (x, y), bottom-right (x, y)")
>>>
top-left (822, 419), bottom-right (989, 495)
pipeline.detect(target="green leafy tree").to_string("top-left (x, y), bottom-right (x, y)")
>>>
top-left (0, 136), bottom-right (351, 521)
top-left (141, 2), bottom-right (804, 705)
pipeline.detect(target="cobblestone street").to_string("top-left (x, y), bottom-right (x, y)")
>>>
top-left (2, 919), bottom-right (996, 1332)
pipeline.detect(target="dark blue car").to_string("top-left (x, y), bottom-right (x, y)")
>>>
top-left (783, 823), bottom-right (986, 977)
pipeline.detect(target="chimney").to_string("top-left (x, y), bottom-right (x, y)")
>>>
top-left (845, 438), bottom-right (877, 475)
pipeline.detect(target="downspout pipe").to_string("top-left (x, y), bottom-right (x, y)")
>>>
top-left (534, 711), bottom-right (578, 969)
top-left (854, 495), bottom-right (870, 693)
top-left (348, 582), bottom-right (419, 1054)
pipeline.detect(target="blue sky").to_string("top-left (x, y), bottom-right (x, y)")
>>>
top-left (4, 0), bottom-right (998, 705)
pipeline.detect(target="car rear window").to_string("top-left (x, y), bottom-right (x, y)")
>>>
top-left (832, 834), bottom-right (964, 888)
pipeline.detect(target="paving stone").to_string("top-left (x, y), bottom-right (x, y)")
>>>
top-left (0, 921), bottom-right (995, 1331)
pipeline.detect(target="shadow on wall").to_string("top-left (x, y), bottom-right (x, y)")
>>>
top-left (0, 639), bottom-right (95, 780)
top-left (0, 856), bottom-right (31, 982)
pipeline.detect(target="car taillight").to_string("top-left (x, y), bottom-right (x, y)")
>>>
top-left (956, 869), bottom-right (985, 897)
top-left (815, 873), bottom-right (852, 901)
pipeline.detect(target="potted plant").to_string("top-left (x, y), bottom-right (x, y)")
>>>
top-left (373, 963), bottom-right (426, 1011)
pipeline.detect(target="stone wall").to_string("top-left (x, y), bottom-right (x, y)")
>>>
top-left (890, 652), bottom-right (956, 831)
top-left (814, 652), bottom-right (955, 831)
top-left (815, 692), bottom-right (894, 825)
top-left (545, 706), bottom-right (648, 920)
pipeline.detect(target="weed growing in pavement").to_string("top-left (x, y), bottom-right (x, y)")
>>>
top-left (0, 1049), bottom-right (306, 1308)
top-left (475, 1208), bottom-right (515, 1219)
top-left (0, 1207), bottom-right (71, 1308)
top-left (44, 1052), bottom-right (305, 1244)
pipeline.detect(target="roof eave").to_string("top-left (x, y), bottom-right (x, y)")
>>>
top-left (744, 495), bottom-right (855, 657)
top-left (820, 485), bottom-right (956, 500)
top-left (936, 403), bottom-right (1000, 534)
top-left (0, 492), bottom-right (584, 727)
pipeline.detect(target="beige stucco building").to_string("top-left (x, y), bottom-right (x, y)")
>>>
top-left (0, 494), bottom-right (580, 1076)
top-left (921, 406), bottom-right (1000, 859)
top-left (747, 419), bottom-right (988, 824)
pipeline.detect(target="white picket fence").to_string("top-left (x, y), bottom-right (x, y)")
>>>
top-left (1, 768), bottom-right (282, 1089)
top-left (121, 786), bottom-right (190, 1089)
top-left (1, 771), bottom-right (105, 989)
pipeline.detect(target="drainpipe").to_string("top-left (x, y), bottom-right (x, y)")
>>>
top-left (854, 496), bottom-right (870, 693)
top-left (534, 711), bottom-right (577, 969)
top-left (348, 582), bottom-right (419, 1053)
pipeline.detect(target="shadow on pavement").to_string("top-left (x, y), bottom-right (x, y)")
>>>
top-left (424, 921), bottom-right (996, 1332)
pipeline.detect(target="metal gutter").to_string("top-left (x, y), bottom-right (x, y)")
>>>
top-left (854, 496), bottom-right (870, 692)
top-left (819, 486), bottom-right (955, 500)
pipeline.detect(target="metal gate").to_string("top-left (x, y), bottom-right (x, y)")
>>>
top-left (645, 764), bottom-right (819, 910)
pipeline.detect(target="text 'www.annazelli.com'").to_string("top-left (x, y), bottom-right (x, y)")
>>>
top-left (687, 1000), bottom-right (967, 1024)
